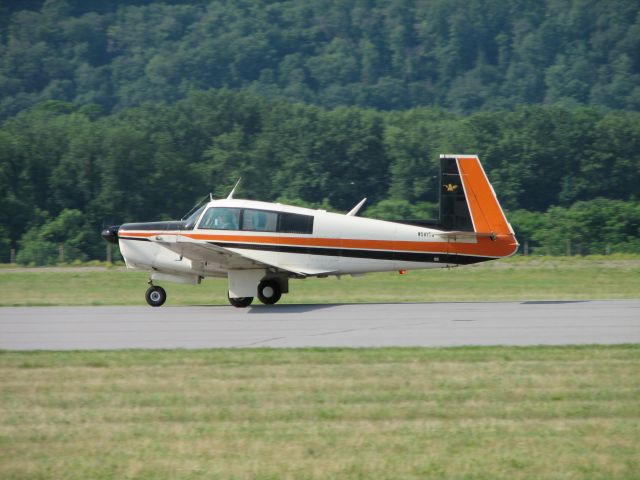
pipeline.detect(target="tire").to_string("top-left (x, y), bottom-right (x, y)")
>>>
top-left (145, 285), bottom-right (166, 307)
top-left (257, 280), bottom-right (282, 305)
top-left (228, 294), bottom-right (253, 308)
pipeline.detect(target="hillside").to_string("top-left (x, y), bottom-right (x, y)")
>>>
top-left (1, 0), bottom-right (639, 118)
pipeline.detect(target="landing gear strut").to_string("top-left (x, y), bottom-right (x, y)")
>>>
top-left (145, 285), bottom-right (166, 307)
top-left (257, 280), bottom-right (282, 305)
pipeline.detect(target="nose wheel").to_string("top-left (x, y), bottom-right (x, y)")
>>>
top-left (145, 285), bottom-right (167, 307)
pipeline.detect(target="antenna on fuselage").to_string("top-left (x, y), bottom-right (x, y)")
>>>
top-left (227, 178), bottom-right (241, 199)
top-left (347, 198), bottom-right (367, 216)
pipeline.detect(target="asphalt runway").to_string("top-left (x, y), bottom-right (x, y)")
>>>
top-left (1, 300), bottom-right (638, 350)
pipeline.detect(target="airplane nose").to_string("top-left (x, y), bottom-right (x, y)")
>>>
top-left (101, 225), bottom-right (120, 244)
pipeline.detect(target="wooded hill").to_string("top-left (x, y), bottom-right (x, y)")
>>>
top-left (1, 0), bottom-right (639, 118)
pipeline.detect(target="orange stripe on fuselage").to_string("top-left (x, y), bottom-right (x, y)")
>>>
top-left (119, 231), bottom-right (517, 258)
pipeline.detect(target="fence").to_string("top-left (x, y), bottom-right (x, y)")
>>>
top-left (6, 244), bottom-right (119, 265)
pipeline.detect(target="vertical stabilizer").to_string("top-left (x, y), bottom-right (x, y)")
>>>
top-left (439, 155), bottom-right (513, 236)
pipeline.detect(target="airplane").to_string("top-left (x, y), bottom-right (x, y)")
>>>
top-left (101, 154), bottom-right (518, 307)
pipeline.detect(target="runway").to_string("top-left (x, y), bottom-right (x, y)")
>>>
top-left (1, 300), bottom-right (638, 350)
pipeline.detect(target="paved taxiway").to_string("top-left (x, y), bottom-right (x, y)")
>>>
top-left (1, 300), bottom-right (638, 350)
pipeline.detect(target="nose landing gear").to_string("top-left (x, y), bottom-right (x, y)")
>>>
top-left (145, 285), bottom-right (167, 307)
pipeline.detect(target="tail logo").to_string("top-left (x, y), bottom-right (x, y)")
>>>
top-left (444, 183), bottom-right (459, 192)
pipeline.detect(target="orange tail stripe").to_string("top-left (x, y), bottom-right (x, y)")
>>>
top-left (457, 157), bottom-right (511, 235)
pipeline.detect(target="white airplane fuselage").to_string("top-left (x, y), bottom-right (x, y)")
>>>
top-left (119, 198), bottom-right (515, 278)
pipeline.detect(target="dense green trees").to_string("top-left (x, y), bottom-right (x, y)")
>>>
top-left (16, 208), bottom-right (102, 265)
top-left (1, 90), bottom-right (639, 263)
top-left (510, 199), bottom-right (640, 255)
top-left (1, 0), bottom-right (639, 118)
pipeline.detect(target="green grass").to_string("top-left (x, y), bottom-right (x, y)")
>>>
top-left (1, 255), bottom-right (639, 306)
top-left (1, 345), bottom-right (638, 479)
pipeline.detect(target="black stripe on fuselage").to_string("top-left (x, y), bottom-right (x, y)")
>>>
top-left (209, 241), bottom-right (494, 265)
top-left (119, 236), bottom-right (151, 242)
top-left (120, 221), bottom-right (186, 231)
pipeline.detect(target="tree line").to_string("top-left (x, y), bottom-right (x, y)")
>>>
top-left (1, 90), bottom-right (639, 264)
top-left (1, 0), bottom-right (639, 119)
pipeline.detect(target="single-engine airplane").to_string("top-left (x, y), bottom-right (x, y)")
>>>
top-left (102, 155), bottom-right (518, 307)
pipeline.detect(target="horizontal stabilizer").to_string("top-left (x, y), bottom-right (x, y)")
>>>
top-left (435, 231), bottom-right (497, 240)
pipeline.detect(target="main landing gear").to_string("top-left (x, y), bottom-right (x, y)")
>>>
top-left (257, 280), bottom-right (282, 305)
top-left (143, 277), bottom-right (284, 308)
top-left (145, 285), bottom-right (167, 307)
top-left (227, 279), bottom-right (283, 308)
top-left (228, 295), bottom-right (253, 308)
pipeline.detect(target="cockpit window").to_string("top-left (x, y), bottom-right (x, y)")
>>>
top-left (198, 207), bottom-right (241, 230)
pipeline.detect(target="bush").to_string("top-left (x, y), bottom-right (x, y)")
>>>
top-left (16, 209), bottom-right (102, 265)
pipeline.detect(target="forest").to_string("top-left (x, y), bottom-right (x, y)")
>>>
top-left (0, 0), bottom-right (639, 264)
top-left (1, 0), bottom-right (639, 117)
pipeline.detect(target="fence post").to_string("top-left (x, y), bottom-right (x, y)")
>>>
top-left (10, 248), bottom-right (16, 264)
top-left (605, 244), bottom-right (611, 256)
top-left (106, 243), bottom-right (112, 264)
top-left (566, 239), bottom-right (571, 256)
top-left (59, 244), bottom-right (64, 264)
top-left (524, 239), bottom-right (529, 256)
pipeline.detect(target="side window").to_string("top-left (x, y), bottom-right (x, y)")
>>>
top-left (278, 212), bottom-right (314, 234)
top-left (198, 207), bottom-right (241, 230)
top-left (242, 209), bottom-right (278, 232)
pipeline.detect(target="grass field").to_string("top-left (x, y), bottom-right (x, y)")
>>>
top-left (1, 345), bottom-right (638, 479)
top-left (1, 255), bottom-right (639, 306)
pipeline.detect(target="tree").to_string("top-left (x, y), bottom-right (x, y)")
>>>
top-left (16, 209), bottom-right (102, 265)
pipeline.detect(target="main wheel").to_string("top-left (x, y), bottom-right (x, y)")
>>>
top-left (257, 280), bottom-right (282, 305)
top-left (228, 294), bottom-right (253, 308)
top-left (145, 285), bottom-right (166, 307)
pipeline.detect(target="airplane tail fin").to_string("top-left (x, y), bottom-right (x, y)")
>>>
top-left (439, 155), bottom-right (514, 237)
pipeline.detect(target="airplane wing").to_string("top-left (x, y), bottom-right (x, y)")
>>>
top-left (148, 234), bottom-right (334, 277)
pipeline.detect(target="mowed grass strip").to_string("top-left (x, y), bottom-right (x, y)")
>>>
top-left (1, 346), bottom-right (639, 479)
top-left (1, 255), bottom-right (639, 306)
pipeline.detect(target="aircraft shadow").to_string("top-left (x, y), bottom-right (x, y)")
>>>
top-left (520, 300), bottom-right (588, 305)
top-left (182, 300), bottom-right (590, 312)
top-left (247, 303), bottom-right (337, 314)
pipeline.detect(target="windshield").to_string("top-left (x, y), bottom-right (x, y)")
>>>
top-left (182, 205), bottom-right (206, 230)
